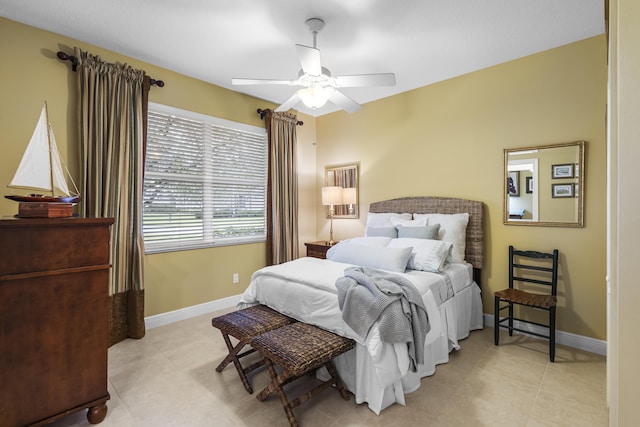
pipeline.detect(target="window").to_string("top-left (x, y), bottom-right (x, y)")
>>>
top-left (143, 103), bottom-right (267, 253)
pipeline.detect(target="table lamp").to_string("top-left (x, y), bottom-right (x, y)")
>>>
top-left (321, 186), bottom-right (342, 245)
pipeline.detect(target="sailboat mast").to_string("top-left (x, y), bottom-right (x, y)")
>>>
top-left (44, 101), bottom-right (55, 196)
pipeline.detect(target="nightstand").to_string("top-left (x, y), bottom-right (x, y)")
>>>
top-left (304, 241), bottom-right (336, 259)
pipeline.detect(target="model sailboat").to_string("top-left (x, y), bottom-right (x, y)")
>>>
top-left (5, 102), bottom-right (80, 204)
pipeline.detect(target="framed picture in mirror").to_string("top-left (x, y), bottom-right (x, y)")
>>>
top-left (552, 183), bottom-right (574, 198)
top-left (508, 171), bottom-right (520, 197)
top-left (526, 176), bottom-right (533, 194)
top-left (552, 163), bottom-right (574, 179)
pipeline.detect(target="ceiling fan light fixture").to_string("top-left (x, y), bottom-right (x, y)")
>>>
top-left (233, 16), bottom-right (394, 114)
top-left (297, 86), bottom-right (331, 109)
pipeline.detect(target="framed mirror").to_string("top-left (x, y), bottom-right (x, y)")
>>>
top-left (325, 163), bottom-right (359, 218)
top-left (504, 140), bottom-right (585, 227)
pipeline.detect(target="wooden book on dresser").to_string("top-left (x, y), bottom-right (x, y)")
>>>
top-left (0, 217), bottom-right (114, 426)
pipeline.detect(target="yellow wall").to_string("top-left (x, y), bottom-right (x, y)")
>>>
top-left (0, 18), bottom-right (607, 340)
top-left (0, 18), bottom-right (317, 316)
top-left (315, 35), bottom-right (607, 340)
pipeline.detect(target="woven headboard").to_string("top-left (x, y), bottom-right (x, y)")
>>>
top-left (369, 196), bottom-right (485, 270)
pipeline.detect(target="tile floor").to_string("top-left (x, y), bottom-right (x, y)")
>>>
top-left (51, 309), bottom-right (608, 427)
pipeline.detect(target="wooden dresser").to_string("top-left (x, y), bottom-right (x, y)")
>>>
top-left (0, 217), bottom-right (113, 426)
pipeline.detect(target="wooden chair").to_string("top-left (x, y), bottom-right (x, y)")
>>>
top-left (494, 246), bottom-right (559, 362)
top-left (211, 305), bottom-right (296, 393)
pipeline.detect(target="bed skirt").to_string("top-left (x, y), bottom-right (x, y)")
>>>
top-left (325, 283), bottom-right (483, 414)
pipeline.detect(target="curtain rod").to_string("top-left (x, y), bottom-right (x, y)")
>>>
top-left (56, 51), bottom-right (165, 87)
top-left (257, 108), bottom-right (303, 126)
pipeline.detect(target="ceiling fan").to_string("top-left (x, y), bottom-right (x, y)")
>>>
top-left (232, 18), bottom-right (396, 114)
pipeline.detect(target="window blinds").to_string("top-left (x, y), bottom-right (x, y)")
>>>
top-left (143, 103), bottom-right (267, 253)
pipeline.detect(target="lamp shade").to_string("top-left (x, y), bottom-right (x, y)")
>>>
top-left (342, 187), bottom-right (357, 204)
top-left (322, 186), bottom-right (343, 205)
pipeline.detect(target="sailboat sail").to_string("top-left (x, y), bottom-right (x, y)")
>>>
top-left (6, 103), bottom-right (78, 201)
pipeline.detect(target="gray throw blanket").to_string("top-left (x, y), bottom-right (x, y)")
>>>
top-left (335, 266), bottom-right (430, 372)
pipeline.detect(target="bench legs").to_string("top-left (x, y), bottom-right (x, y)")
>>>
top-left (257, 357), bottom-right (350, 427)
top-left (215, 332), bottom-right (265, 394)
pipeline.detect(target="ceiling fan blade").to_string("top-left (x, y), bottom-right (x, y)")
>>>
top-left (328, 89), bottom-right (361, 113)
top-left (232, 78), bottom-right (292, 85)
top-left (334, 73), bottom-right (396, 87)
top-left (295, 44), bottom-right (322, 76)
top-left (274, 93), bottom-right (301, 112)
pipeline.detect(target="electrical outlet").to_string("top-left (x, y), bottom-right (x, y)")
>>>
top-left (232, 273), bottom-right (239, 284)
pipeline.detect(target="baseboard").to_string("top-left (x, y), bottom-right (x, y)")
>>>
top-left (484, 313), bottom-right (606, 356)
top-left (145, 294), bottom-right (241, 330)
top-left (145, 301), bottom-right (607, 357)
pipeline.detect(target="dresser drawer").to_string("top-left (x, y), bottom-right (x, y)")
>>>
top-left (0, 218), bottom-right (112, 275)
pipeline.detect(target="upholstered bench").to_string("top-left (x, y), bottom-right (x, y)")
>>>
top-left (251, 322), bottom-right (355, 427)
top-left (211, 304), bottom-right (296, 393)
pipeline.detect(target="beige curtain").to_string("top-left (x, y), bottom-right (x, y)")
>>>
top-left (75, 47), bottom-right (146, 346)
top-left (264, 110), bottom-right (299, 265)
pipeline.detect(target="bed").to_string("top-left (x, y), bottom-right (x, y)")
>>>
top-left (238, 196), bottom-right (484, 414)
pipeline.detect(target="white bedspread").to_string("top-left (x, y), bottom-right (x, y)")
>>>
top-left (238, 257), bottom-right (482, 414)
top-left (239, 257), bottom-right (441, 360)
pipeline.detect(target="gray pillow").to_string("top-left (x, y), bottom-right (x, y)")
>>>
top-left (326, 242), bottom-right (413, 272)
top-left (365, 226), bottom-right (398, 238)
top-left (397, 224), bottom-right (440, 239)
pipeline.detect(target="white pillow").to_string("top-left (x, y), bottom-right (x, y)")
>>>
top-left (340, 236), bottom-right (393, 247)
top-left (387, 238), bottom-right (453, 272)
top-left (326, 241), bottom-right (413, 273)
top-left (365, 212), bottom-right (412, 228)
top-left (389, 217), bottom-right (427, 227)
top-left (413, 213), bottom-right (469, 263)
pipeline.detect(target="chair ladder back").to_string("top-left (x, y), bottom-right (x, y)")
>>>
top-left (508, 246), bottom-right (559, 296)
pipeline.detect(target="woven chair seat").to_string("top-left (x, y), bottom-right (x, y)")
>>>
top-left (211, 305), bottom-right (296, 393)
top-left (495, 288), bottom-right (557, 309)
top-left (252, 322), bottom-right (355, 427)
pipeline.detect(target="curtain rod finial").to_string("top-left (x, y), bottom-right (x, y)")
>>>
top-left (256, 108), bottom-right (302, 125)
top-left (56, 51), bottom-right (78, 71)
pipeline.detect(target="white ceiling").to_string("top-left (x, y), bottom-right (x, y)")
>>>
top-left (1, 0), bottom-right (605, 117)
